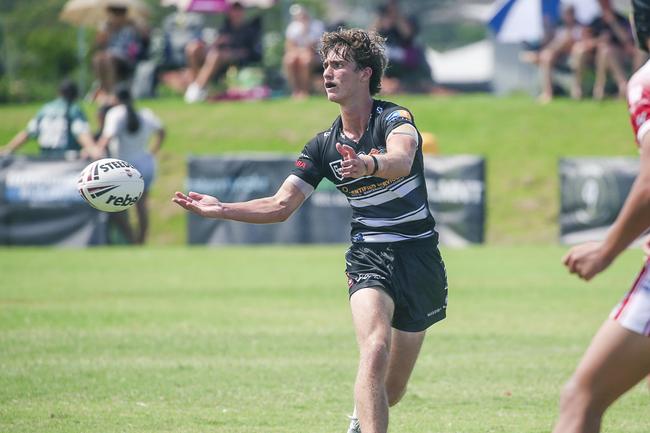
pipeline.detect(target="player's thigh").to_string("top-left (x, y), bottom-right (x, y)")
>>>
top-left (571, 319), bottom-right (650, 408)
top-left (350, 287), bottom-right (395, 348)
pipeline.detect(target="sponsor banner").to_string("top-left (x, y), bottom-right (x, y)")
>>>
top-left (560, 157), bottom-right (639, 244)
top-left (0, 156), bottom-right (107, 246)
top-left (187, 154), bottom-right (486, 246)
top-left (424, 155), bottom-right (486, 246)
top-left (187, 155), bottom-right (326, 244)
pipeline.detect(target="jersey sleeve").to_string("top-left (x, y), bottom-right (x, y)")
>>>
top-left (101, 107), bottom-right (122, 138)
top-left (379, 106), bottom-right (416, 140)
top-left (69, 105), bottom-right (90, 137)
top-left (26, 115), bottom-right (40, 139)
top-left (627, 83), bottom-right (650, 145)
top-left (140, 108), bottom-right (163, 131)
top-left (290, 135), bottom-right (324, 188)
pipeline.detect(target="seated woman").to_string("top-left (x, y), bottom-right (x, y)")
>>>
top-left (534, 5), bottom-right (584, 103)
top-left (282, 4), bottom-right (325, 99)
top-left (184, 2), bottom-right (262, 103)
top-left (591, 9), bottom-right (641, 100)
top-left (93, 5), bottom-right (147, 98)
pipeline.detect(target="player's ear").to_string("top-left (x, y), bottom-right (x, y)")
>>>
top-left (360, 67), bottom-right (372, 83)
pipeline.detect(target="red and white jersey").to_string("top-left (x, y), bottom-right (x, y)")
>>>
top-left (627, 59), bottom-right (650, 146)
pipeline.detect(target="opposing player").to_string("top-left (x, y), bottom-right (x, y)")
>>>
top-left (553, 2), bottom-right (650, 432)
top-left (173, 28), bottom-right (447, 433)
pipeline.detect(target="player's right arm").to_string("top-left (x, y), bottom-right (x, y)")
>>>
top-left (564, 133), bottom-right (650, 280)
top-left (0, 131), bottom-right (29, 156)
top-left (173, 174), bottom-right (309, 224)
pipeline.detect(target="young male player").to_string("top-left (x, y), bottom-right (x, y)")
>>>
top-left (553, 1), bottom-right (650, 432)
top-left (173, 28), bottom-right (448, 433)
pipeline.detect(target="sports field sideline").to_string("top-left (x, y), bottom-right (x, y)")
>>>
top-left (1, 245), bottom-right (648, 433)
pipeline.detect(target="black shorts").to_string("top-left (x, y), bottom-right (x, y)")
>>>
top-left (345, 237), bottom-right (448, 332)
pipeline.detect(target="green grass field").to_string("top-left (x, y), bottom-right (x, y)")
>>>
top-left (1, 95), bottom-right (647, 431)
top-left (0, 94), bottom-right (638, 244)
top-left (1, 246), bottom-right (649, 433)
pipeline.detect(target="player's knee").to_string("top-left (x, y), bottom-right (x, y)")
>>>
top-left (558, 378), bottom-right (599, 418)
top-left (360, 337), bottom-right (390, 367)
top-left (539, 50), bottom-right (553, 64)
top-left (387, 385), bottom-right (406, 407)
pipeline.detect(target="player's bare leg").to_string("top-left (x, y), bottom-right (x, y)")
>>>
top-left (134, 190), bottom-right (149, 244)
top-left (185, 40), bottom-right (206, 85)
top-left (109, 210), bottom-right (135, 244)
top-left (552, 319), bottom-right (650, 433)
top-left (385, 328), bottom-right (425, 406)
top-left (350, 288), bottom-right (394, 433)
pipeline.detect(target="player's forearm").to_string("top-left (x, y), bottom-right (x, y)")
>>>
top-left (362, 153), bottom-right (411, 180)
top-left (151, 129), bottom-right (165, 155)
top-left (220, 196), bottom-right (293, 224)
top-left (3, 131), bottom-right (29, 154)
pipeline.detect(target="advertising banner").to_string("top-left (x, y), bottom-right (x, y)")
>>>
top-left (0, 156), bottom-right (106, 246)
top-left (187, 154), bottom-right (486, 246)
top-left (424, 155), bottom-right (486, 246)
top-left (560, 157), bottom-right (639, 244)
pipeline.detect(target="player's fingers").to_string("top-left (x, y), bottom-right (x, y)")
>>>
top-left (336, 143), bottom-right (356, 160)
top-left (172, 197), bottom-right (191, 210)
top-left (175, 191), bottom-right (190, 201)
top-left (188, 191), bottom-right (204, 200)
top-left (565, 255), bottom-right (578, 273)
top-left (335, 142), bottom-right (346, 157)
top-left (341, 144), bottom-right (356, 158)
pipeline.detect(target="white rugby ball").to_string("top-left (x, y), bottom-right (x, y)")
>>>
top-left (77, 158), bottom-right (144, 212)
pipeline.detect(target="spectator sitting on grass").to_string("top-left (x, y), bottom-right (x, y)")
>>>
top-left (93, 5), bottom-right (148, 99)
top-left (282, 4), bottom-right (325, 99)
top-left (184, 2), bottom-right (262, 103)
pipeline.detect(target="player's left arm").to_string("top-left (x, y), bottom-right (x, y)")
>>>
top-left (337, 123), bottom-right (417, 180)
top-left (564, 134), bottom-right (650, 279)
top-left (76, 131), bottom-right (103, 160)
top-left (372, 123), bottom-right (418, 179)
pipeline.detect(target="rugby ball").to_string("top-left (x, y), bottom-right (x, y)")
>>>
top-left (77, 158), bottom-right (144, 212)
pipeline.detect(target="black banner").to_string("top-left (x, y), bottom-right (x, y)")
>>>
top-left (424, 155), bottom-right (486, 246)
top-left (560, 157), bottom-right (639, 244)
top-left (187, 154), bottom-right (485, 246)
top-left (0, 156), bottom-right (107, 246)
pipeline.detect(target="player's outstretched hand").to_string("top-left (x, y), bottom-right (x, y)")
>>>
top-left (173, 191), bottom-right (224, 218)
top-left (562, 241), bottom-right (612, 281)
top-left (336, 142), bottom-right (368, 178)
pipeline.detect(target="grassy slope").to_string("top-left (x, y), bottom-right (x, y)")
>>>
top-left (1, 246), bottom-right (649, 433)
top-left (0, 95), bottom-right (635, 244)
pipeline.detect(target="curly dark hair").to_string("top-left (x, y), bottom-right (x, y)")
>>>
top-left (319, 28), bottom-right (387, 95)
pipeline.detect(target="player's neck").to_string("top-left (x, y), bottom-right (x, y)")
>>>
top-left (339, 96), bottom-right (373, 141)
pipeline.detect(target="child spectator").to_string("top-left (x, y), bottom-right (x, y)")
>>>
top-left (97, 84), bottom-right (165, 244)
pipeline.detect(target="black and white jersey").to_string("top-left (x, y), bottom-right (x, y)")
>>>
top-left (291, 99), bottom-right (437, 244)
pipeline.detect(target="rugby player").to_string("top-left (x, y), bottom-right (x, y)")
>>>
top-left (173, 28), bottom-right (448, 433)
top-left (554, 1), bottom-right (650, 432)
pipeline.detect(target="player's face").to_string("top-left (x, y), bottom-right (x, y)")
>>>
top-left (322, 52), bottom-right (371, 104)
